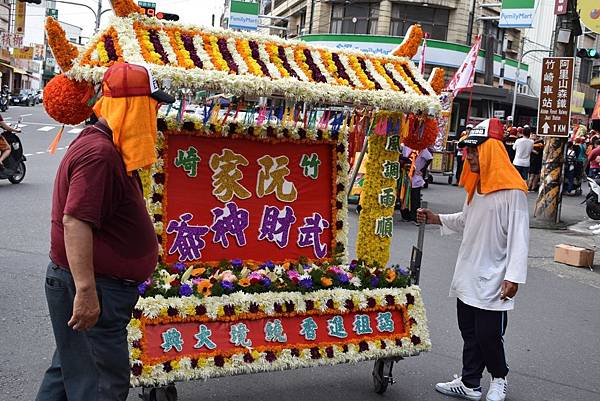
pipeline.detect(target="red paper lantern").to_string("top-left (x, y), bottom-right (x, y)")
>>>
top-left (43, 74), bottom-right (94, 125)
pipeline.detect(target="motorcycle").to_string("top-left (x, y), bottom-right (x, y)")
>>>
top-left (584, 176), bottom-right (600, 220)
top-left (0, 121), bottom-right (26, 184)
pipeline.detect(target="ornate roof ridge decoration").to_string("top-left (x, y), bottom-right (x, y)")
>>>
top-left (47, 10), bottom-right (441, 114)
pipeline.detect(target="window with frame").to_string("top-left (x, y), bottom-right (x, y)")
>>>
top-left (389, 4), bottom-right (449, 40)
top-left (330, 2), bottom-right (379, 35)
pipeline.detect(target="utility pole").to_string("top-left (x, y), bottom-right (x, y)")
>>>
top-left (534, 0), bottom-right (578, 224)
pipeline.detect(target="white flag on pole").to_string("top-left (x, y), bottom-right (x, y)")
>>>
top-left (445, 35), bottom-right (481, 97)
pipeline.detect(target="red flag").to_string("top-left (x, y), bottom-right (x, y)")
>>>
top-left (446, 35), bottom-right (481, 97)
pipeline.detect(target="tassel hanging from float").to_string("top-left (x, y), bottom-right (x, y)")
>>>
top-left (48, 124), bottom-right (65, 154)
top-left (256, 104), bottom-right (267, 125)
top-left (232, 101), bottom-right (243, 123)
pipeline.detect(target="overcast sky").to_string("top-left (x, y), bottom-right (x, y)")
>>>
top-left (25, 0), bottom-right (225, 45)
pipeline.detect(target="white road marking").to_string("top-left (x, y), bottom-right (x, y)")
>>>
top-left (19, 113), bottom-right (32, 117)
top-left (15, 124), bottom-right (27, 128)
top-left (4, 117), bottom-right (11, 120)
top-left (37, 126), bottom-right (55, 132)
top-left (35, 151), bottom-right (45, 155)
top-left (68, 128), bottom-right (83, 134)
top-left (24, 153), bottom-right (32, 156)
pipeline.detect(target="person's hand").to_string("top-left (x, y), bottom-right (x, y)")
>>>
top-left (416, 208), bottom-right (441, 225)
top-left (12, 128), bottom-right (20, 134)
top-left (68, 287), bottom-right (100, 331)
top-left (500, 280), bottom-right (519, 301)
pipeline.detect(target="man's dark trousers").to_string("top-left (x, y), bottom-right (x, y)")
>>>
top-left (36, 263), bottom-right (139, 401)
top-left (457, 299), bottom-right (509, 388)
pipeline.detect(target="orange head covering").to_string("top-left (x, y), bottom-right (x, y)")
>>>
top-left (92, 62), bottom-right (174, 173)
top-left (93, 95), bottom-right (159, 173)
top-left (459, 138), bottom-right (528, 204)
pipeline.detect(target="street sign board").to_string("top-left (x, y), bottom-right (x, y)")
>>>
top-left (554, 0), bottom-right (567, 15)
top-left (537, 57), bottom-right (575, 137)
top-left (228, 1), bottom-right (260, 31)
top-left (499, 0), bottom-right (535, 28)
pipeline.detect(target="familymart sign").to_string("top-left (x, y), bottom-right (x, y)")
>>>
top-left (499, 0), bottom-right (535, 28)
top-left (228, 1), bottom-right (260, 31)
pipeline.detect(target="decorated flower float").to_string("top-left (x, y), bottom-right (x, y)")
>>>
top-left (43, 1), bottom-right (446, 399)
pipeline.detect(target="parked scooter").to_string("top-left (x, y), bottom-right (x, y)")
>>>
top-left (0, 119), bottom-right (26, 184)
top-left (584, 176), bottom-right (600, 220)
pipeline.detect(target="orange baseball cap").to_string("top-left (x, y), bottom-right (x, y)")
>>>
top-left (101, 62), bottom-right (175, 103)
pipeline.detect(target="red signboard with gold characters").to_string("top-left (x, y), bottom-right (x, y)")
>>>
top-left (164, 135), bottom-right (336, 263)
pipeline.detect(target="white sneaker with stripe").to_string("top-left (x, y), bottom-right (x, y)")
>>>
top-left (435, 375), bottom-right (482, 401)
top-left (486, 377), bottom-right (507, 401)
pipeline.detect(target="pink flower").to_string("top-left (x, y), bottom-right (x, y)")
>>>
top-left (287, 270), bottom-right (300, 283)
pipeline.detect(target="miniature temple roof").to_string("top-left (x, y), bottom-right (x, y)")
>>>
top-left (60, 13), bottom-right (441, 114)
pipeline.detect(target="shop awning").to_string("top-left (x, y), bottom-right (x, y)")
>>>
top-left (13, 67), bottom-right (27, 75)
top-left (0, 62), bottom-right (13, 70)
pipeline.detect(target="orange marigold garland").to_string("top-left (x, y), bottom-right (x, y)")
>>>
top-left (392, 24), bottom-right (423, 59)
top-left (402, 114), bottom-right (438, 151)
top-left (428, 67), bottom-right (446, 95)
top-left (45, 17), bottom-right (79, 72)
top-left (43, 74), bottom-right (94, 125)
top-left (110, 0), bottom-right (142, 17)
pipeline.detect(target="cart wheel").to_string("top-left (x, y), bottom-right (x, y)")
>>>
top-left (140, 385), bottom-right (178, 401)
top-left (372, 358), bottom-right (394, 394)
top-left (448, 176), bottom-right (453, 185)
top-left (427, 174), bottom-right (434, 184)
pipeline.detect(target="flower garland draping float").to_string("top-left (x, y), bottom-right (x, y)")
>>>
top-left (44, 0), bottom-right (442, 389)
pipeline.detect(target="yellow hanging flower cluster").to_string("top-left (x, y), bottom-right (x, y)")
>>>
top-left (319, 49), bottom-right (348, 86)
top-left (236, 39), bottom-right (263, 76)
top-left (206, 34), bottom-right (229, 72)
top-left (356, 133), bottom-right (401, 267)
top-left (264, 43), bottom-right (288, 77)
top-left (372, 60), bottom-right (398, 91)
top-left (294, 47), bottom-right (312, 80)
top-left (169, 31), bottom-right (195, 69)
top-left (348, 55), bottom-right (375, 90)
top-left (96, 41), bottom-right (109, 64)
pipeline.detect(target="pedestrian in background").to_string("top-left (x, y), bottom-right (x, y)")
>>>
top-left (586, 138), bottom-right (600, 178)
top-left (36, 63), bottom-right (175, 401)
top-left (512, 126), bottom-right (534, 180)
top-left (454, 124), bottom-right (472, 185)
top-left (564, 142), bottom-right (579, 195)
top-left (527, 133), bottom-right (544, 192)
top-left (504, 128), bottom-right (517, 163)
top-left (418, 118), bottom-right (528, 401)
top-left (401, 145), bottom-right (433, 222)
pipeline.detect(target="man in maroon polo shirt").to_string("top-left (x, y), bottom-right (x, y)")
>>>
top-left (36, 63), bottom-right (174, 401)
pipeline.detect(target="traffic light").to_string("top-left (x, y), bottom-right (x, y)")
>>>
top-left (138, 1), bottom-right (156, 17)
top-left (156, 12), bottom-right (179, 21)
top-left (577, 48), bottom-right (600, 59)
top-left (17, 0), bottom-right (42, 3)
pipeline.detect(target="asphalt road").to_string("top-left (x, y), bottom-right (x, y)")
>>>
top-left (0, 105), bottom-right (599, 401)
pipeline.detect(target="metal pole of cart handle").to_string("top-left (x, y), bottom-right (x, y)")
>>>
top-left (410, 201), bottom-right (427, 286)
